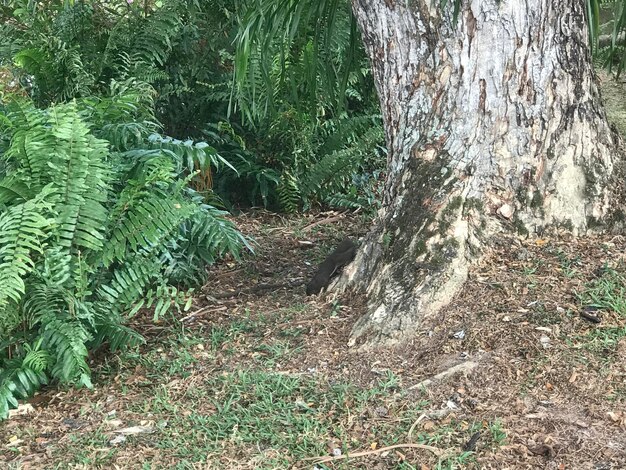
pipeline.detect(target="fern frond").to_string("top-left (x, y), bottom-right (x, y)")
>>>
top-left (91, 306), bottom-right (145, 352)
top-left (24, 283), bottom-right (94, 389)
top-left (277, 172), bottom-right (301, 213)
top-left (0, 173), bottom-right (35, 205)
top-left (4, 104), bottom-right (51, 190)
top-left (141, 283), bottom-right (194, 321)
top-left (38, 310), bottom-right (92, 387)
top-left (97, 256), bottom-right (162, 311)
top-left (0, 353), bottom-right (48, 418)
top-left (148, 133), bottom-right (237, 175)
top-left (22, 339), bottom-right (52, 373)
top-left (131, 11), bottom-right (181, 67)
top-left (179, 200), bottom-right (249, 261)
top-left (103, 188), bottom-right (193, 266)
top-left (24, 280), bottom-right (93, 330)
top-left (0, 300), bottom-right (21, 341)
top-left (0, 195), bottom-right (52, 309)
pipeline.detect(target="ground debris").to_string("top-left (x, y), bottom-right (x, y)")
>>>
top-left (2, 211), bottom-right (626, 468)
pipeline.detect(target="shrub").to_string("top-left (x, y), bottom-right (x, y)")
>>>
top-left (0, 96), bottom-right (247, 418)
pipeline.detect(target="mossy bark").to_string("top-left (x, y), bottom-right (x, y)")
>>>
top-left (342, 0), bottom-right (626, 347)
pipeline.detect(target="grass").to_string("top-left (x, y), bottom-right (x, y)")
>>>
top-left (55, 367), bottom-right (430, 467)
top-left (578, 265), bottom-right (626, 315)
top-left (3, 312), bottom-right (508, 469)
top-left (7, 241), bottom-right (626, 468)
top-left (576, 263), bottom-right (626, 353)
top-left (553, 248), bottom-right (582, 279)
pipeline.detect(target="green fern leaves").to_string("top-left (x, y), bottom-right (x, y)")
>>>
top-left (0, 98), bottom-right (246, 418)
top-left (0, 193), bottom-right (52, 309)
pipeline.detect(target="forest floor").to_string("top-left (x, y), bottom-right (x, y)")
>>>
top-left (1, 209), bottom-right (626, 470)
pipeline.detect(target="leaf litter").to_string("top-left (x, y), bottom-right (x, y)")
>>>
top-left (1, 210), bottom-right (625, 469)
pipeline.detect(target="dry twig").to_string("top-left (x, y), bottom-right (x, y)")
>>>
top-left (301, 442), bottom-right (451, 464)
top-left (301, 214), bottom-right (345, 232)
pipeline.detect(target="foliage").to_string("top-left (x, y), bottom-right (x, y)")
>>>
top-left (234, 0), bottom-right (363, 123)
top-left (0, 95), bottom-right (247, 418)
top-left (272, 113), bottom-right (386, 212)
top-left (588, 0), bottom-right (626, 74)
top-left (0, 0), bottom-right (385, 212)
top-left (0, 0), bottom-right (385, 417)
top-left (232, 0), bottom-right (385, 211)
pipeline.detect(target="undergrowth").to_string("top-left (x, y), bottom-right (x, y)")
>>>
top-left (0, 91), bottom-right (247, 418)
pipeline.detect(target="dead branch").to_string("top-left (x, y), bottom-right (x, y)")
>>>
top-left (301, 443), bottom-right (452, 464)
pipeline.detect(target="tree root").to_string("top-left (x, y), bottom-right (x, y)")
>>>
top-left (408, 360), bottom-right (481, 390)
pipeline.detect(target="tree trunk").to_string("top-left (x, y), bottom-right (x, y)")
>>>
top-left (343, 0), bottom-right (626, 347)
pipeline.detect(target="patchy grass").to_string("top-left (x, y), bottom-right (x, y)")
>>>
top-left (3, 325), bottom-right (500, 468)
top-left (578, 264), bottom-right (626, 315)
top-left (576, 263), bottom-right (626, 353)
top-left (2, 212), bottom-right (626, 468)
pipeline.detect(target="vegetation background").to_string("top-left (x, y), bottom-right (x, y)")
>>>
top-left (0, 0), bottom-right (388, 415)
top-left (0, 0), bottom-right (626, 468)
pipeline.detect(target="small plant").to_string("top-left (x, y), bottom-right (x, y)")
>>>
top-left (574, 265), bottom-right (626, 352)
top-left (488, 419), bottom-right (507, 447)
top-left (578, 263), bottom-right (626, 316)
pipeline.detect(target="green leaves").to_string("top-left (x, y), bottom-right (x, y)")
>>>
top-left (233, 0), bottom-right (365, 125)
top-left (587, 0), bottom-right (602, 54)
top-left (587, 1), bottom-right (626, 76)
top-left (103, 194), bottom-right (192, 266)
top-left (0, 192), bottom-right (53, 309)
top-left (148, 134), bottom-right (238, 176)
top-left (0, 98), bottom-right (247, 418)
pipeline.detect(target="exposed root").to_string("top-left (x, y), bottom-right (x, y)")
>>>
top-left (408, 359), bottom-right (481, 390)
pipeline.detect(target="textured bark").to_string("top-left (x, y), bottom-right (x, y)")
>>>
top-left (342, 0), bottom-right (626, 347)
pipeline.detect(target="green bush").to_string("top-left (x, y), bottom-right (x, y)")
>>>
top-left (0, 95), bottom-right (247, 418)
top-left (0, 0), bottom-right (386, 213)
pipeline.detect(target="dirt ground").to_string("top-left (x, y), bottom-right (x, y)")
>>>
top-left (198, 212), bottom-right (626, 470)
top-left (2, 72), bottom-right (626, 470)
top-left (2, 208), bottom-right (625, 469)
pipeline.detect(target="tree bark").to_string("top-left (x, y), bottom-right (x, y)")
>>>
top-left (343, 0), bottom-right (626, 347)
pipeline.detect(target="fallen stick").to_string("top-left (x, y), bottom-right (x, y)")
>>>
top-left (301, 443), bottom-right (452, 464)
top-left (408, 361), bottom-right (479, 390)
top-left (180, 305), bottom-right (227, 323)
top-left (301, 214), bottom-right (345, 232)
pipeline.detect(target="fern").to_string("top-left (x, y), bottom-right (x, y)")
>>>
top-left (0, 98), bottom-right (247, 418)
top-left (49, 104), bottom-right (110, 254)
top-left (14, 37), bottom-right (94, 105)
top-left (234, 0), bottom-right (365, 124)
top-left (23, 281), bottom-right (92, 386)
top-left (40, 313), bottom-right (92, 387)
top-left (97, 258), bottom-right (161, 312)
top-left (0, 340), bottom-right (49, 418)
top-left (0, 192), bottom-right (53, 309)
top-left (140, 283), bottom-right (194, 322)
top-left (204, 123), bottom-right (281, 208)
top-left (91, 308), bottom-right (145, 352)
top-left (148, 133), bottom-right (237, 175)
top-left (163, 195), bottom-right (252, 284)
top-left (102, 187), bottom-right (193, 266)
top-left (277, 172), bottom-right (301, 213)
